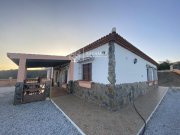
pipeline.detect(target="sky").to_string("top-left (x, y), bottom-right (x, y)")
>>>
top-left (0, 0), bottom-right (180, 70)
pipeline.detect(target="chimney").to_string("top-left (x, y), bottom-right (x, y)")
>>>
top-left (111, 27), bottom-right (116, 33)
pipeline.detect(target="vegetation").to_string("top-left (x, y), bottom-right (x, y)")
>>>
top-left (0, 69), bottom-right (47, 79)
top-left (158, 60), bottom-right (171, 70)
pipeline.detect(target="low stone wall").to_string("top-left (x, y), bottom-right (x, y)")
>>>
top-left (73, 81), bottom-right (158, 110)
top-left (14, 81), bottom-right (51, 105)
top-left (14, 82), bottom-right (24, 105)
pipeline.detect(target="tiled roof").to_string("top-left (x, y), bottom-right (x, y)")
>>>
top-left (69, 32), bottom-right (158, 66)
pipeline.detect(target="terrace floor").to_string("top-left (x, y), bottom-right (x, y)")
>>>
top-left (50, 86), bottom-right (68, 98)
top-left (52, 86), bottom-right (168, 135)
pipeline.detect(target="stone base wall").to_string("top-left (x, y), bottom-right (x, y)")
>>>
top-left (14, 81), bottom-right (51, 105)
top-left (45, 81), bottom-right (51, 98)
top-left (73, 81), bottom-right (158, 110)
top-left (14, 82), bottom-right (24, 105)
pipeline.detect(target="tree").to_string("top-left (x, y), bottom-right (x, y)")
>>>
top-left (158, 60), bottom-right (171, 70)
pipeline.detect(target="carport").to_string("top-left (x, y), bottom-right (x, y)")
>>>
top-left (7, 53), bottom-right (73, 104)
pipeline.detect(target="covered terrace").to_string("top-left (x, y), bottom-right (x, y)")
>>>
top-left (7, 53), bottom-right (73, 104)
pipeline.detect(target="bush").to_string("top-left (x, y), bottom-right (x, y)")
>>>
top-left (158, 60), bottom-right (170, 70)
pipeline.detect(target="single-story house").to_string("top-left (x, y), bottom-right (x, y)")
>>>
top-left (170, 61), bottom-right (180, 75)
top-left (170, 61), bottom-right (180, 70)
top-left (8, 28), bottom-right (158, 109)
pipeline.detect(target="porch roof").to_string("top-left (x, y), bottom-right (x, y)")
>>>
top-left (7, 53), bottom-right (71, 68)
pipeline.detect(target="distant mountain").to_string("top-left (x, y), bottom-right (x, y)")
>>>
top-left (0, 69), bottom-right (47, 79)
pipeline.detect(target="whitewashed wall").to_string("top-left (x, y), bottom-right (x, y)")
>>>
top-left (73, 42), bottom-right (157, 84)
top-left (115, 43), bottom-right (157, 84)
top-left (73, 44), bottom-right (109, 84)
top-left (54, 66), bottom-right (69, 84)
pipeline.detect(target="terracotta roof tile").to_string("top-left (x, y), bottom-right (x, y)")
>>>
top-left (68, 32), bottom-right (158, 66)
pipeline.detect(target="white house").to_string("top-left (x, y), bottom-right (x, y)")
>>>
top-left (53, 28), bottom-right (158, 87)
top-left (8, 28), bottom-right (158, 108)
top-left (51, 28), bottom-right (158, 109)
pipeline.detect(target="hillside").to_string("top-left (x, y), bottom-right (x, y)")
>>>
top-left (158, 72), bottom-right (180, 87)
top-left (0, 69), bottom-right (47, 79)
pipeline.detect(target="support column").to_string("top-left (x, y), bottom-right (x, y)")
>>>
top-left (44, 68), bottom-right (52, 98)
top-left (51, 67), bottom-right (54, 86)
top-left (17, 57), bottom-right (27, 82)
top-left (14, 57), bottom-right (26, 105)
top-left (67, 61), bottom-right (74, 94)
top-left (46, 68), bottom-right (51, 81)
top-left (68, 61), bottom-right (74, 81)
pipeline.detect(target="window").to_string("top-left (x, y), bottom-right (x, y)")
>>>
top-left (147, 67), bottom-right (153, 81)
top-left (147, 65), bottom-right (158, 81)
top-left (82, 63), bottom-right (92, 81)
top-left (153, 68), bottom-right (158, 81)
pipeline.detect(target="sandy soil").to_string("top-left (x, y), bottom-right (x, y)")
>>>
top-left (0, 79), bottom-right (16, 87)
top-left (158, 72), bottom-right (180, 87)
top-left (52, 86), bottom-right (168, 135)
top-left (51, 86), bottom-right (68, 97)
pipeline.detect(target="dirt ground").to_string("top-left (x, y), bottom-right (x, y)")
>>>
top-left (158, 72), bottom-right (180, 87)
top-left (0, 79), bottom-right (16, 87)
top-left (52, 87), bottom-right (168, 135)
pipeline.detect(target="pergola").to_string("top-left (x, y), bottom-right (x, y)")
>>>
top-left (7, 53), bottom-right (74, 104)
top-left (7, 53), bottom-right (72, 82)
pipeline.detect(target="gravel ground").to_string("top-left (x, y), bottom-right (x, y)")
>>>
top-left (144, 88), bottom-right (180, 135)
top-left (0, 87), bottom-right (81, 135)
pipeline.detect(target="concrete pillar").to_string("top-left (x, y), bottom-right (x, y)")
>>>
top-left (17, 57), bottom-right (27, 82)
top-left (51, 67), bottom-right (54, 79)
top-left (46, 68), bottom-right (51, 81)
top-left (14, 57), bottom-right (26, 105)
top-left (51, 67), bottom-right (54, 86)
top-left (68, 61), bottom-right (74, 81)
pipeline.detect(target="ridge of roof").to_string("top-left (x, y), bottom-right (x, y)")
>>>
top-left (68, 32), bottom-right (158, 66)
